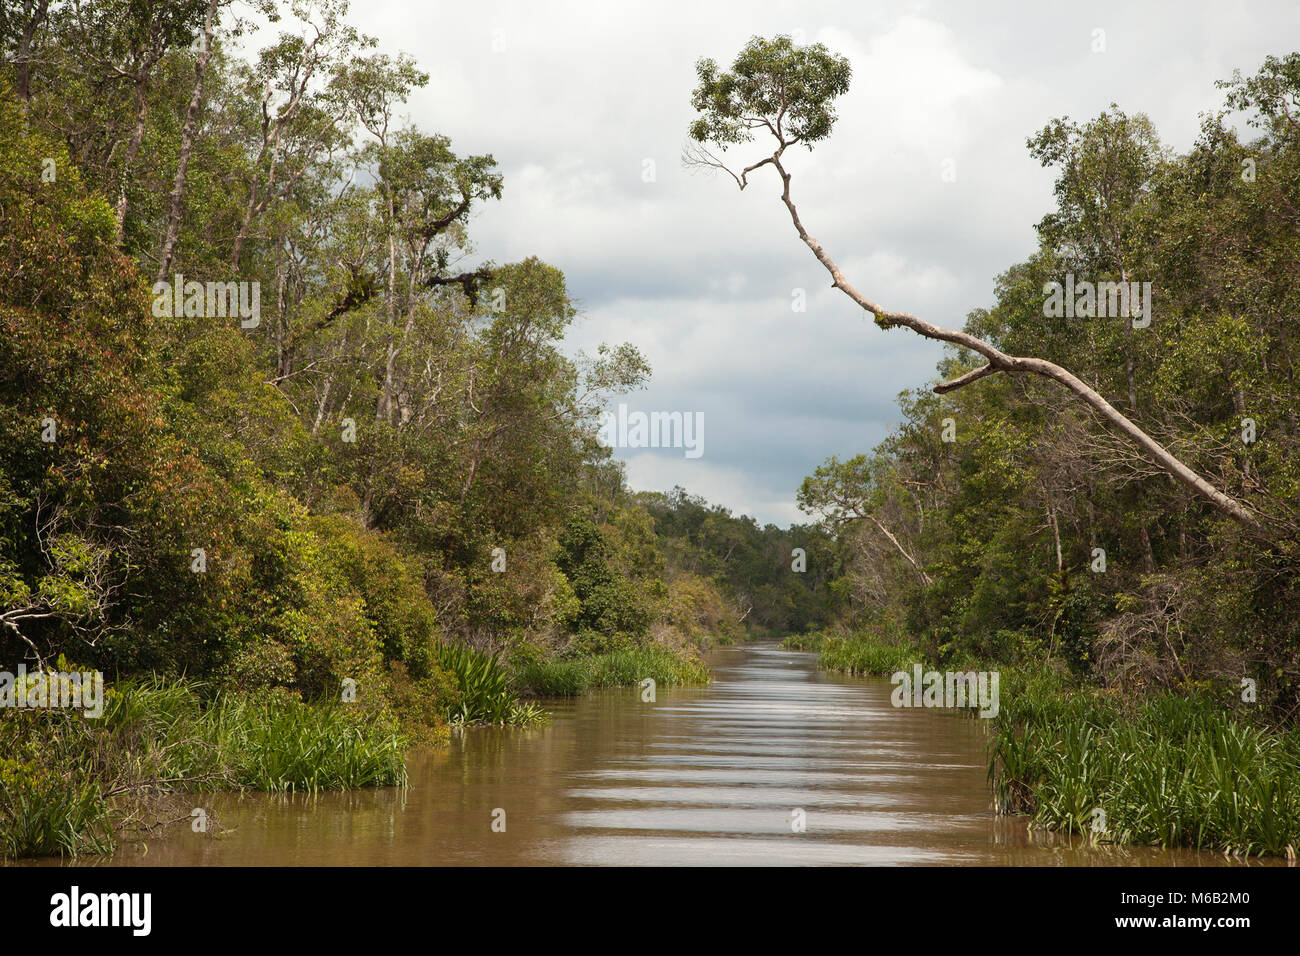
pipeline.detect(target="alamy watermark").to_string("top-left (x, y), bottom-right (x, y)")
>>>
top-left (50, 886), bottom-right (150, 936)
top-left (597, 403), bottom-right (704, 459)
top-left (0, 665), bottom-right (104, 718)
top-left (151, 273), bottom-right (260, 328)
top-left (891, 664), bottom-right (999, 718)
top-left (1043, 274), bottom-right (1151, 328)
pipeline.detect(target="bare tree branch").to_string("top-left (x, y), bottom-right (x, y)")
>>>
top-left (725, 133), bottom-right (1260, 529)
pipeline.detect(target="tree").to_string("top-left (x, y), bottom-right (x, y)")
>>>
top-left (0, 0), bottom-right (52, 102)
top-left (685, 35), bottom-right (1259, 529)
top-left (799, 454), bottom-right (932, 586)
top-left (65, 0), bottom-right (212, 239)
top-left (155, 0), bottom-right (224, 282)
top-left (227, 0), bottom-right (373, 269)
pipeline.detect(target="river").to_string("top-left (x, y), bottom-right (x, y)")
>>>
top-left (87, 643), bottom-right (1270, 866)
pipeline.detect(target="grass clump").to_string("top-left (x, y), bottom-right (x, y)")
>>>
top-left (816, 633), bottom-right (922, 677)
top-left (433, 641), bottom-right (548, 725)
top-left (203, 692), bottom-right (407, 791)
top-left (783, 630), bottom-right (925, 675)
top-left (586, 646), bottom-right (710, 687)
top-left (0, 748), bottom-right (112, 860)
top-left (513, 646), bottom-right (710, 697)
top-left (779, 632), bottom-right (827, 651)
top-left (989, 671), bottom-right (1300, 857)
top-left (98, 677), bottom-right (409, 792)
top-left (513, 657), bottom-right (592, 697)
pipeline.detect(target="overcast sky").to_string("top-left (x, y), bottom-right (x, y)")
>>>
top-left (341, 0), bottom-right (1298, 526)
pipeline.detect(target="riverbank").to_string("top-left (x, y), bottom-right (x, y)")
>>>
top-left (0, 643), bottom-right (711, 860)
top-left (0, 677), bottom-right (407, 858)
top-left (787, 631), bottom-right (1300, 858)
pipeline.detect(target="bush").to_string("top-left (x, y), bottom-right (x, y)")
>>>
top-left (433, 642), bottom-right (545, 725)
top-left (0, 746), bottom-right (112, 859)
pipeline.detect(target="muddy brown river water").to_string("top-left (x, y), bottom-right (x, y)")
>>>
top-left (71, 643), bottom-right (1280, 866)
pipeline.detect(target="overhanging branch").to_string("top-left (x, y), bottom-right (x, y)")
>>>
top-left (737, 140), bottom-right (1260, 529)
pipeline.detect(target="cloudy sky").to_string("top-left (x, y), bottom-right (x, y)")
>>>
top-left (341, 0), bottom-right (1296, 526)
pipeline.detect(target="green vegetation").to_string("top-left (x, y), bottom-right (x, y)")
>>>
top-left (816, 634), bottom-right (918, 678)
top-left (1, 675), bottom-right (406, 859)
top-left (990, 670), bottom-right (1300, 857)
top-left (778, 633), bottom-right (825, 651)
top-left (201, 693), bottom-right (407, 792)
top-left (513, 646), bottom-right (710, 697)
top-left (432, 642), bottom-right (547, 726)
top-left (640, 488), bottom-right (838, 638)
top-left (0, 749), bottom-right (111, 860)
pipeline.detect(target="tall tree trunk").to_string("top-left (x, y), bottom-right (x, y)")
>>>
top-left (1120, 267), bottom-right (1139, 413)
top-left (1139, 524), bottom-right (1156, 576)
top-left (15, 0), bottom-right (51, 103)
top-left (114, 75), bottom-right (150, 243)
top-left (1048, 500), bottom-right (1063, 573)
top-left (156, 0), bottom-right (219, 283)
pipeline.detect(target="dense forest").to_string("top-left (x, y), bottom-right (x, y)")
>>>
top-left (0, 1), bottom-right (834, 707)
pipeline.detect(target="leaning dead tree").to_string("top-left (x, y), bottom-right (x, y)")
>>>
top-left (685, 36), bottom-right (1258, 529)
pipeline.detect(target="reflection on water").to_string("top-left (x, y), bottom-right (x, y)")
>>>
top-left (72, 644), bottom-right (1282, 866)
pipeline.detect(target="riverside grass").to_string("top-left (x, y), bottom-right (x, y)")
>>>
top-left (819, 636), bottom-right (916, 676)
top-left (780, 630), bottom-right (919, 675)
top-left (512, 646), bottom-right (711, 697)
top-left (796, 631), bottom-right (1300, 857)
top-left (433, 641), bottom-right (547, 725)
top-left (105, 678), bottom-right (408, 792)
top-left (0, 677), bottom-right (408, 859)
top-left (990, 668), bottom-right (1300, 857)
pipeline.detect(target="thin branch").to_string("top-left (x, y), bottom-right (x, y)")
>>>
top-left (934, 362), bottom-right (999, 394)
top-left (863, 514), bottom-right (932, 586)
